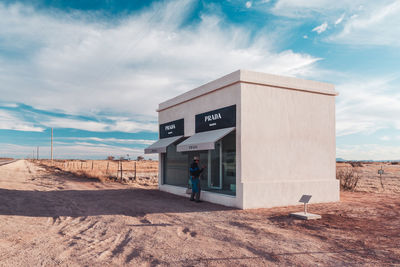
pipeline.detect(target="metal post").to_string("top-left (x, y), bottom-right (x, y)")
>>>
top-left (120, 161), bottom-right (123, 181)
top-left (134, 161), bottom-right (137, 180)
top-left (51, 128), bottom-right (53, 162)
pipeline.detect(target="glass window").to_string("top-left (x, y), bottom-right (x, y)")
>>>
top-left (163, 131), bottom-right (236, 196)
top-left (222, 131), bottom-right (236, 194)
top-left (163, 142), bottom-right (188, 187)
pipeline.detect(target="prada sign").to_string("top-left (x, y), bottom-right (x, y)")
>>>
top-left (159, 119), bottom-right (184, 139)
top-left (195, 105), bottom-right (236, 133)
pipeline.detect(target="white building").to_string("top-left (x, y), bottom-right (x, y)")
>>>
top-left (145, 70), bottom-right (339, 209)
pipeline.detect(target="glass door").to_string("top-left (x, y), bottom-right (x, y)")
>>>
top-left (208, 140), bottom-right (222, 189)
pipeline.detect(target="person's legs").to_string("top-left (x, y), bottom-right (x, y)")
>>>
top-left (190, 177), bottom-right (198, 201)
top-left (195, 180), bottom-right (201, 202)
top-left (195, 189), bottom-right (201, 202)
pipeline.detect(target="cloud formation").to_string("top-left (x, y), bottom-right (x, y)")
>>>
top-left (331, 1), bottom-right (400, 46)
top-left (0, 0), bottom-right (319, 122)
top-left (312, 22), bottom-right (328, 34)
top-left (0, 110), bottom-right (44, 132)
top-left (0, 143), bottom-right (146, 159)
top-left (336, 75), bottom-right (400, 137)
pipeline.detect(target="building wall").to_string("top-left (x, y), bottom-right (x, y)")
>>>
top-left (240, 82), bottom-right (339, 208)
top-left (158, 83), bottom-right (243, 208)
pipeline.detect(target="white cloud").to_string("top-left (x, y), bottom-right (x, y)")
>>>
top-left (335, 13), bottom-right (345, 25)
top-left (41, 117), bottom-right (157, 133)
top-left (246, 1), bottom-right (252, 8)
top-left (272, 0), bottom-right (400, 47)
top-left (337, 144), bottom-right (400, 161)
top-left (336, 76), bottom-right (400, 137)
top-left (0, 103), bottom-right (18, 108)
top-left (271, 0), bottom-right (363, 18)
top-left (0, 143), bottom-right (146, 159)
top-left (312, 22), bottom-right (328, 34)
top-left (0, 0), bottom-right (319, 123)
top-left (331, 1), bottom-right (400, 46)
top-left (62, 137), bottom-right (156, 145)
top-left (380, 136), bottom-right (391, 141)
top-left (0, 110), bottom-right (44, 132)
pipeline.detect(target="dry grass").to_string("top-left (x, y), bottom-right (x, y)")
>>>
top-left (37, 159), bottom-right (158, 186)
top-left (337, 162), bottom-right (400, 193)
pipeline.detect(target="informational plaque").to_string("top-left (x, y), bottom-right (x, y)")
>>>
top-left (299, 195), bottom-right (312, 204)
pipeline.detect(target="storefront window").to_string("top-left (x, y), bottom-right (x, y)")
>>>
top-left (163, 142), bottom-right (188, 187)
top-left (163, 132), bottom-right (236, 196)
top-left (222, 131), bottom-right (236, 193)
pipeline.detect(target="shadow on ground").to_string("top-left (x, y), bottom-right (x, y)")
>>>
top-left (0, 187), bottom-right (235, 218)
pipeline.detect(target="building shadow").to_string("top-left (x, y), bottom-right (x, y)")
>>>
top-left (0, 188), bottom-right (235, 218)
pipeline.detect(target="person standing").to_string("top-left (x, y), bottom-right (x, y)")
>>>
top-left (189, 156), bottom-right (205, 202)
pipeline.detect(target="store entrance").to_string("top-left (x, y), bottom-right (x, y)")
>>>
top-left (174, 131), bottom-right (235, 196)
top-left (188, 142), bottom-right (222, 191)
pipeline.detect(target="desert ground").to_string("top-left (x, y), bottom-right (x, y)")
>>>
top-left (0, 160), bottom-right (399, 266)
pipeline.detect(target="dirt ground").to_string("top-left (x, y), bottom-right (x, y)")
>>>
top-left (0, 160), bottom-right (399, 266)
top-left (337, 162), bottom-right (400, 193)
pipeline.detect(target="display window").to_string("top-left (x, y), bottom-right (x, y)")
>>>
top-left (162, 131), bottom-right (236, 196)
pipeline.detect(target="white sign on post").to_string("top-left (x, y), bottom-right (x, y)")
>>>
top-left (290, 194), bottom-right (321, 220)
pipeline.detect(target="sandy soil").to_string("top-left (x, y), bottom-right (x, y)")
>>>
top-left (1, 160), bottom-right (399, 266)
top-left (337, 162), bottom-right (400, 193)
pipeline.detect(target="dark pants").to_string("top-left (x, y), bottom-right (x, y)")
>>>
top-left (190, 177), bottom-right (201, 201)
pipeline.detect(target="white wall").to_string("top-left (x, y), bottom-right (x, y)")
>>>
top-left (240, 82), bottom-right (339, 209)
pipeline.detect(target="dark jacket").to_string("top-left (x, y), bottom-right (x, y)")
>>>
top-left (190, 161), bottom-right (203, 178)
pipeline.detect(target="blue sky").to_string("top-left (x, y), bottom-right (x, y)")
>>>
top-left (0, 0), bottom-right (399, 160)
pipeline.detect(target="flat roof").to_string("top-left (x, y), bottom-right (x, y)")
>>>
top-left (158, 70), bottom-right (337, 112)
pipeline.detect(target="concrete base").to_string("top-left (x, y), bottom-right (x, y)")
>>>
top-left (159, 184), bottom-right (238, 208)
top-left (242, 179), bottom-right (340, 209)
top-left (290, 212), bottom-right (321, 220)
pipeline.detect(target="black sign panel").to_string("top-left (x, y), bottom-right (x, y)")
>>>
top-left (195, 105), bottom-right (236, 133)
top-left (159, 119), bottom-right (184, 139)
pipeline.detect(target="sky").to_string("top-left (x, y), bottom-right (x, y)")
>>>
top-left (0, 0), bottom-right (399, 160)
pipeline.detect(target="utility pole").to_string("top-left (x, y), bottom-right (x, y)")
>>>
top-left (37, 146), bottom-right (39, 160)
top-left (51, 128), bottom-right (53, 163)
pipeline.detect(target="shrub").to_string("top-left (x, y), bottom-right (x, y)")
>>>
top-left (348, 161), bottom-right (363, 167)
top-left (337, 167), bottom-right (360, 191)
top-left (391, 161), bottom-right (399, 165)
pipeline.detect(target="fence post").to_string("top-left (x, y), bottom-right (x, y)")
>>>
top-left (120, 161), bottom-right (123, 181)
top-left (91, 161), bottom-right (94, 170)
top-left (134, 161), bottom-right (137, 180)
top-left (106, 161), bottom-right (109, 174)
top-left (116, 161), bottom-right (120, 180)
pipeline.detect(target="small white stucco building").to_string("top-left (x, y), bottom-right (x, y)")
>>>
top-left (145, 70), bottom-right (339, 209)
